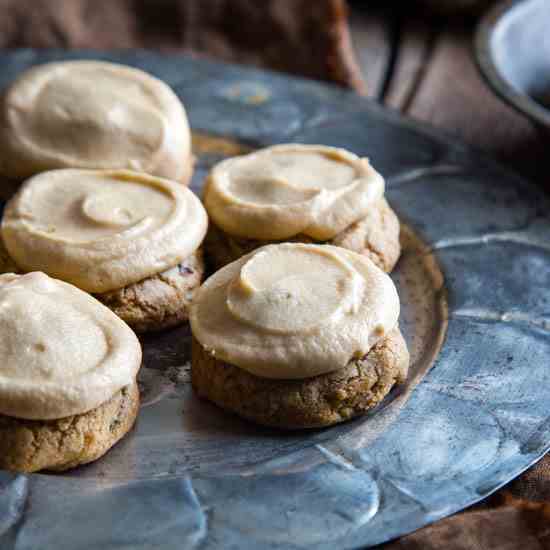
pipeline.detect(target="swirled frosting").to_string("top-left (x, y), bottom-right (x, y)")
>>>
top-left (0, 61), bottom-right (191, 181)
top-left (2, 169), bottom-right (208, 292)
top-left (0, 272), bottom-right (142, 420)
top-left (203, 144), bottom-right (384, 240)
top-left (190, 243), bottom-right (400, 379)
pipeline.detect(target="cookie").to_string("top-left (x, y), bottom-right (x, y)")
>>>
top-left (190, 243), bottom-right (409, 429)
top-left (205, 197), bottom-right (400, 272)
top-left (203, 144), bottom-right (401, 272)
top-left (1, 169), bottom-right (208, 331)
top-left (192, 328), bottom-right (409, 429)
top-left (0, 382), bottom-right (140, 473)
top-left (0, 60), bottom-right (193, 184)
top-left (0, 272), bottom-right (142, 472)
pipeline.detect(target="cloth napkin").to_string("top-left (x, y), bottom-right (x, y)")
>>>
top-left (0, 0), bottom-right (365, 92)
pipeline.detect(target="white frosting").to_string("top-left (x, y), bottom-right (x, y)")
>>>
top-left (204, 144), bottom-right (385, 240)
top-left (0, 60), bottom-right (191, 181)
top-left (2, 169), bottom-right (208, 292)
top-left (0, 272), bottom-right (142, 420)
top-left (190, 243), bottom-right (400, 379)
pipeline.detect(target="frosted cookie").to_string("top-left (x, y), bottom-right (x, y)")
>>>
top-left (190, 243), bottom-right (409, 429)
top-left (0, 272), bottom-right (142, 472)
top-left (1, 169), bottom-right (208, 332)
top-left (0, 61), bottom-right (193, 186)
top-left (204, 144), bottom-right (401, 272)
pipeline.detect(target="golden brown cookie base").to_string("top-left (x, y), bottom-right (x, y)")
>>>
top-left (191, 327), bottom-right (409, 429)
top-left (95, 248), bottom-right (204, 333)
top-left (205, 198), bottom-right (401, 273)
top-left (0, 381), bottom-right (140, 473)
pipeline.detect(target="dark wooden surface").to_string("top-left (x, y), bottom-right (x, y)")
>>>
top-left (349, 3), bottom-right (547, 187)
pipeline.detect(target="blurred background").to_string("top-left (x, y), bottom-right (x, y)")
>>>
top-left (0, 1), bottom-right (497, 98)
top-left (2, 0), bottom-right (542, 185)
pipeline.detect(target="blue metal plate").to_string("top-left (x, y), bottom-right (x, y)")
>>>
top-left (1, 50), bottom-right (549, 549)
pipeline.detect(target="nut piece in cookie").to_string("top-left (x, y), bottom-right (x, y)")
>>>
top-left (95, 248), bottom-right (205, 333)
top-left (190, 243), bottom-right (409, 429)
top-left (0, 272), bottom-right (142, 472)
top-left (0, 60), bottom-right (193, 184)
top-left (203, 144), bottom-right (401, 272)
top-left (1, 169), bottom-right (208, 332)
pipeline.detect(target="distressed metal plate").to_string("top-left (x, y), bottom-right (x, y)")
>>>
top-left (1, 50), bottom-right (550, 549)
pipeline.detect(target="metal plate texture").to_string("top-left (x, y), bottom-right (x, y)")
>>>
top-left (1, 50), bottom-right (550, 549)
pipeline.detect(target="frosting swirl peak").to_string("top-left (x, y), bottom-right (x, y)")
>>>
top-left (204, 144), bottom-right (384, 240)
top-left (2, 169), bottom-right (208, 292)
top-left (190, 243), bottom-right (400, 379)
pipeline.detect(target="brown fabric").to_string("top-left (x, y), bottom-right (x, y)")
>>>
top-left (386, 499), bottom-right (550, 549)
top-left (506, 455), bottom-right (550, 504)
top-left (383, 457), bottom-right (550, 549)
top-left (0, 0), bottom-right (366, 92)
top-left (0, 0), bottom-right (548, 545)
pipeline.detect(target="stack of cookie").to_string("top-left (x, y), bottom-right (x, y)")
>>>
top-left (0, 60), bottom-right (206, 472)
top-left (0, 60), bottom-right (409, 472)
